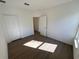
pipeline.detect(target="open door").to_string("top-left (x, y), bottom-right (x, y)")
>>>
top-left (39, 16), bottom-right (47, 36)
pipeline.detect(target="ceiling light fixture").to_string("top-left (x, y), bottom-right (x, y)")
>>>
top-left (24, 2), bottom-right (30, 6)
top-left (0, 0), bottom-right (6, 3)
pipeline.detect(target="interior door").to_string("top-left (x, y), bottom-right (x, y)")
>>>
top-left (39, 16), bottom-right (47, 36)
top-left (2, 15), bottom-right (20, 43)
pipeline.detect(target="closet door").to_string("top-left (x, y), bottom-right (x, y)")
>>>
top-left (3, 15), bottom-right (20, 43)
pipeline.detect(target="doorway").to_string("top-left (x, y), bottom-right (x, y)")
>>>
top-left (33, 16), bottom-right (47, 36)
top-left (33, 17), bottom-right (39, 34)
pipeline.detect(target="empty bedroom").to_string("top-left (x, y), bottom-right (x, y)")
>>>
top-left (0, 0), bottom-right (79, 59)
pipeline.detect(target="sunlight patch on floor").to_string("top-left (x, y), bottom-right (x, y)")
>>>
top-left (24, 40), bottom-right (58, 53)
top-left (24, 40), bottom-right (43, 48)
top-left (38, 43), bottom-right (58, 53)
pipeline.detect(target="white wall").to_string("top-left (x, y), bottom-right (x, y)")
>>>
top-left (0, 15), bottom-right (8, 59)
top-left (0, 7), bottom-right (34, 43)
top-left (33, 0), bottom-right (79, 45)
top-left (74, 43), bottom-right (79, 59)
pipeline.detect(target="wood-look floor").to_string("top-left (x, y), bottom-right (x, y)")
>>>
top-left (8, 33), bottom-right (73, 59)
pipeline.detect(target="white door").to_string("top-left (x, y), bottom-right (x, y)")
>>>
top-left (39, 16), bottom-right (47, 36)
top-left (2, 15), bottom-right (20, 43)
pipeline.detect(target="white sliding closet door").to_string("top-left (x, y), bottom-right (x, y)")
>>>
top-left (3, 15), bottom-right (20, 43)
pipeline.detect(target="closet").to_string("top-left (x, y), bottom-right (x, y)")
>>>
top-left (1, 15), bottom-right (20, 43)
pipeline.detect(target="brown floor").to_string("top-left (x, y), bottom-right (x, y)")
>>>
top-left (8, 33), bottom-right (73, 59)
